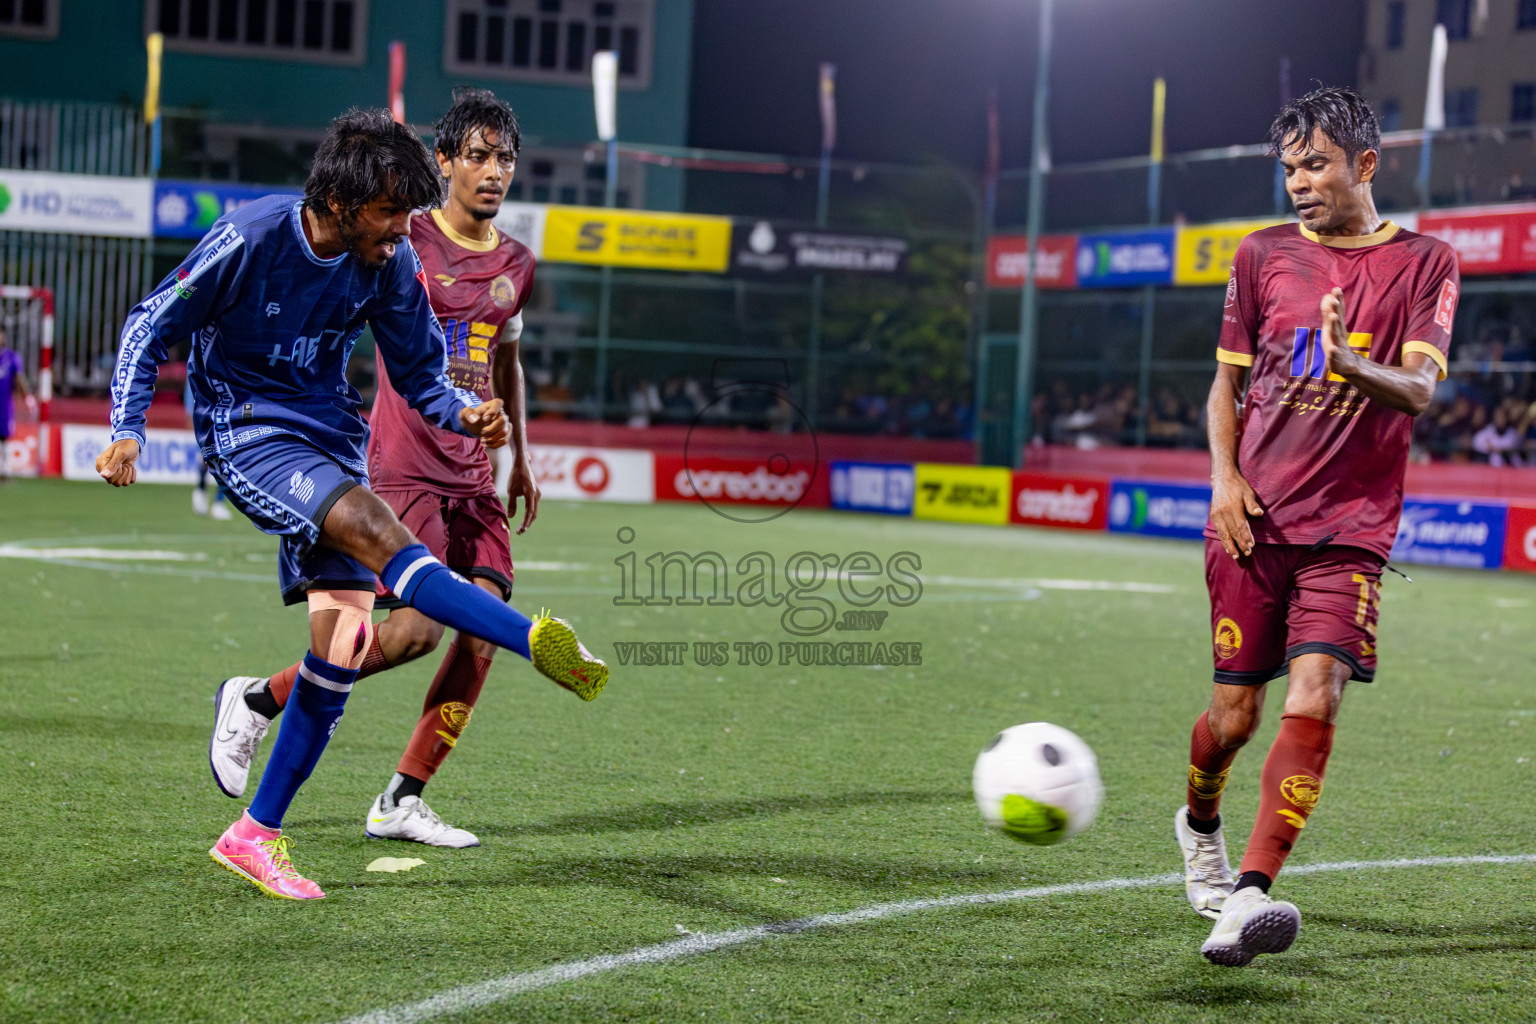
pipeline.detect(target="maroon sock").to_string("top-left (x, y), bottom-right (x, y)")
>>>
top-left (1239, 713), bottom-right (1335, 881)
top-left (397, 642), bottom-right (493, 782)
top-left (1187, 710), bottom-right (1240, 822)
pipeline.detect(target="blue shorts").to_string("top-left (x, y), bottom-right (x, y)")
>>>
top-left (209, 436), bottom-right (375, 606)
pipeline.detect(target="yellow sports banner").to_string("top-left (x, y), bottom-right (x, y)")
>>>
top-left (1174, 219), bottom-right (1283, 285)
top-left (913, 463), bottom-right (1012, 525)
top-left (542, 206), bottom-right (732, 272)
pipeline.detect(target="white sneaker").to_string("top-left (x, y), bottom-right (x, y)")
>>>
top-left (1175, 806), bottom-right (1235, 921)
top-left (209, 677), bottom-right (271, 798)
top-left (192, 488), bottom-right (210, 515)
top-left (1200, 886), bottom-right (1301, 967)
top-left (210, 501), bottom-right (232, 521)
top-left (365, 794), bottom-right (480, 848)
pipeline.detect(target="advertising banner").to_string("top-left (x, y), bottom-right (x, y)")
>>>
top-left (515, 444), bottom-right (653, 503)
top-left (985, 234), bottom-right (1078, 289)
top-left (492, 201), bottom-right (548, 258)
top-left (1391, 499), bottom-right (1507, 570)
top-left (830, 461), bottom-right (915, 515)
top-left (1075, 228), bottom-right (1176, 288)
top-left (61, 424), bottom-right (201, 483)
top-left (655, 455), bottom-right (829, 508)
top-left (1010, 472), bottom-right (1109, 530)
top-left (912, 463), bottom-right (1011, 525)
top-left (3, 422), bottom-right (44, 478)
top-left (1107, 479), bottom-right (1212, 539)
top-left (1417, 205), bottom-right (1536, 276)
top-left (543, 206), bottom-right (731, 272)
top-left (0, 169), bottom-right (153, 238)
top-left (1174, 219), bottom-right (1282, 286)
top-left (154, 181), bottom-right (300, 239)
top-left (1502, 504), bottom-right (1536, 574)
top-left (732, 221), bottom-right (907, 275)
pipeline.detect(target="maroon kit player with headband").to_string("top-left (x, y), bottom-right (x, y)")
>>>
top-left (209, 89), bottom-right (595, 848)
top-left (1173, 86), bottom-right (1459, 965)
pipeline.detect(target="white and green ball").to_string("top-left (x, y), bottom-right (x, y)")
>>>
top-left (973, 722), bottom-right (1103, 845)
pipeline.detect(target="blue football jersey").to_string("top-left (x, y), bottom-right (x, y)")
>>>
top-left (110, 196), bottom-right (479, 473)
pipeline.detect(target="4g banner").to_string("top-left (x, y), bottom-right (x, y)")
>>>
top-left (542, 207), bottom-right (732, 272)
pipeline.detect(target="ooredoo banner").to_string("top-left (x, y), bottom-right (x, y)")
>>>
top-left (984, 234), bottom-right (1078, 289)
top-left (1417, 205), bottom-right (1536, 276)
top-left (517, 444), bottom-right (653, 503)
top-left (655, 455), bottom-right (829, 508)
top-left (61, 424), bottom-right (201, 483)
top-left (1503, 504), bottom-right (1536, 574)
top-left (1010, 472), bottom-right (1109, 530)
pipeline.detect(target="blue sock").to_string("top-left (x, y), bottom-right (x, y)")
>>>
top-left (247, 652), bottom-right (355, 829)
top-left (381, 543), bottom-right (532, 659)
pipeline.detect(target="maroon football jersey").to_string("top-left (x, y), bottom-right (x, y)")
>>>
top-left (1206, 221), bottom-right (1458, 559)
top-left (369, 209), bottom-right (535, 496)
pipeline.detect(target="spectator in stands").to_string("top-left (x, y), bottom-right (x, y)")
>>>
top-left (626, 377), bottom-right (662, 428)
top-left (1472, 403), bottom-right (1523, 466)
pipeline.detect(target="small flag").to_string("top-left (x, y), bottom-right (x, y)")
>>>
top-left (1149, 77), bottom-right (1166, 163)
top-left (1423, 24), bottom-right (1447, 130)
top-left (388, 41), bottom-right (406, 124)
top-left (592, 50), bottom-right (618, 141)
top-left (986, 88), bottom-right (1001, 182)
top-left (819, 62), bottom-right (837, 155)
top-left (144, 32), bottom-right (163, 125)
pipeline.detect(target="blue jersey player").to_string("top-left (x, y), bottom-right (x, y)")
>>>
top-left (97, 109), bottom-right (608, 901)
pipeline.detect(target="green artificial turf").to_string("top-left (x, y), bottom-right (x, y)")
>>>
top-left (1, 477), bottom-right (1532, 1023)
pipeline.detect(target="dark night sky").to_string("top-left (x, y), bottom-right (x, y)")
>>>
top-left (688, 0), bottom-right (1367, 169)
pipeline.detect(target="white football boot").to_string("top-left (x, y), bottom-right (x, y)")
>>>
top-left (1175, 806), bottom-right (1236, 921)
top-left (365, 794), bottom-right (480, 848)
top-left (1200, 885), bottom-right (1301, 967)
top-left (210, 500), bottom-right (232, 521)
top-left (209, 676), bottom-right (272, 798)
top-left (192, 488), bottom-right (210, 515)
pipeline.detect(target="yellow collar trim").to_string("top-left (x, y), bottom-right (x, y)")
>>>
top-left (430, 209), bottom-right (498, 252)
top-left (1298, 220), bottom-right (1400, 249)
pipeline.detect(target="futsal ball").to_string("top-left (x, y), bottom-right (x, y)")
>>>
top-left (972, 722), bottom-right (1103, 845)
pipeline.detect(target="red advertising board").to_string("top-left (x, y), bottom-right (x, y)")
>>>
top-left (1009, 471), bottom-right (1109, 530)
top-left (2, 423), bottom-right (45, 478)
top-left (986, 234), bottom-right (1078, 289)
top-left (1503, 504), bottom-right (1536, 574)
top-left (1417, 206), bottom-right (1536, 276)
top-left (654, 455), bottom-right (830, 508)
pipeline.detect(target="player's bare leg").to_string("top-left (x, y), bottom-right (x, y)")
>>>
top-left (1202, 654), bottom-right (1349, 965)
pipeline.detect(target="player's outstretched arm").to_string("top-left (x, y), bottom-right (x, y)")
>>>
top-left (1207, 361), bottom-right (1263, 560)
top-left (95, 438), bottom-right (141, 487)
top-left (493, 327), bottom-right (540, 534)
top-left (1320, 288), bottom-right (1438, 415)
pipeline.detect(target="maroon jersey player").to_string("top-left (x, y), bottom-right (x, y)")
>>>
top-left (1174, 87), bottom-right (1457, 966)
top-left (211, 89), bottom-right (579, 848)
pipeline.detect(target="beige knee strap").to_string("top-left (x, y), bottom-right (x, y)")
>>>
top-left (307, 589), bottom-right (376, 670)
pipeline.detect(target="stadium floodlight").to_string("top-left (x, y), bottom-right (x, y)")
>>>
top-left (1012, 0), bottom-right (1053, 469)
top-left (593, 50), bottom-right (619, 207)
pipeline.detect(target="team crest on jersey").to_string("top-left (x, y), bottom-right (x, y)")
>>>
top-left (1224, 270), bottom-right (1237, 308)
top-left (1214, 617), bottom-right (1242, 659)
top-left (1280, 774), bottom-right (1321, 812)
top-left (1434, 278), bottom-right (1457, 330)
top-left (489, 274), bottom-right (517, 310)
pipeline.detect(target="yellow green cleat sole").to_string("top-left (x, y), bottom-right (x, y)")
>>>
top-left (529, 614), bottom-right (609, 701)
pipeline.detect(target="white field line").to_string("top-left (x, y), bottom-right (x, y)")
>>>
top-left (336, 853), bottom-right (1536, 1024)
top-left (926, 573), bottom-right (1175, 593)
top-left (0, 544), bottom-right (205, 561)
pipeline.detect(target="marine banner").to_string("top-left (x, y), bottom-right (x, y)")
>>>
top-left (830, 461), bottom-right (915, 515)
top-left (1391, 499), bottom-right (1507, 570)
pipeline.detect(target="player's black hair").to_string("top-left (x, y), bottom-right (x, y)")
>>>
top-left (1267, 86), bottom-right (1381, 167)
top-left (304, 108), bottom-right (443, 218)
top-left (434, 87), bottom-right (521, 160)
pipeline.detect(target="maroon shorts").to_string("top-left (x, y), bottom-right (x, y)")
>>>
top-left (376, 488), bottom-right (514, 607)
top-left (1204, 539), bottom-right (1383, 685)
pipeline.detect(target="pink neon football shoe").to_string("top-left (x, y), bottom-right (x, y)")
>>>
top-left (209, 811), bottom-right (326, 900)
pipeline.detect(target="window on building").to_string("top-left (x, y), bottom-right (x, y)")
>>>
top-left (1513, 84), bottom-right (1536, 123)
top-left (1380, 97), bottom-right (1402, 132)
top-left (1446, 86), bottom-right (1479, 126)
top-left (445, 0), bottom-right (653, 87)
top-left (0, 0), bottom-right (59, 39)
top-left (1435, 0), bottom-right (1470, 39)
top-left (1520, 0), bottom-right (1536, 29)
top-left (1386, 1), bottom-right (1405, 49)
top-left (147, 0), bottom-right (366, 63)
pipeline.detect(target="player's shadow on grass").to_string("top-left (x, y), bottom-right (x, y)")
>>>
top-left (371, 850), bottom-right (1030, 922)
